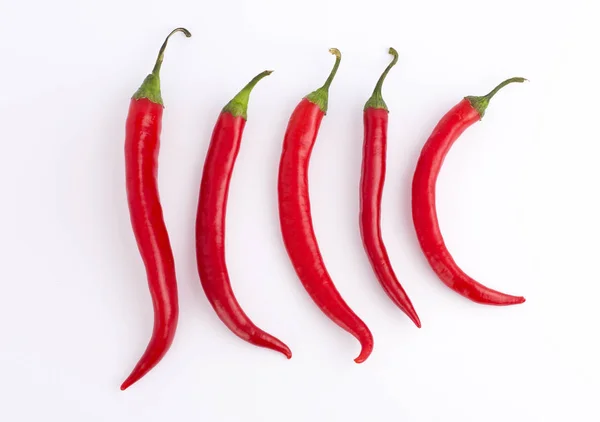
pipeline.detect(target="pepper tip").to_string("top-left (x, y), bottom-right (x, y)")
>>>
top-left (120, 379), bottom-right (133, 391)
top-left (120, 369), bottom-right (143, 391)
top-left (277, 343), bottom-right (292, 359)
top-left (354, 355), bottom-right (367, 364)
top-left (353, 343), bottom-right (373, 364)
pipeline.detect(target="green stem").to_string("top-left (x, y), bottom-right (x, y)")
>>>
top-left (305, 48), bottom-right (342, 114)
top-left (132, 27), bottom-right (192, 106)
top-left (364, 47), bottom-right (399, 111)
top-left (151, 28), bottom-right (192, 75)
top-left (466, 77), bottom-right (527, 118)
top-left (222, 70), bottom-right (273, 119)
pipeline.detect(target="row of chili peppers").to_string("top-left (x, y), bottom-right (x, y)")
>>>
top-left (121, 28), bottom-right (526, 390)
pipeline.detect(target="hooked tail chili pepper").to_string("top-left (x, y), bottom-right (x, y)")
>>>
top-left (196, 71), bottom-right (292, 358)
top-left (278, 49), bottom-right (374, 363)
top-left (411, 77), bottom-right (527, 305)
top-left (121, 28), bottom-right (191, 391)
top-left (360, 48), bottom-right (421, 327)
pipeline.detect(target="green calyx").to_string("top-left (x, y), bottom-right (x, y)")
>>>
top-left (222, 70), bottom-right (273, 120)
top-left (134, 73), bottom-right (162, 104)
top-left (305, 48), bottom-right (342, 114)
top-left (364, 47), bottom-right (398, 111)
top-left (132, 27), bottom-right (192, 106)
top-left (465, 77), bottom-right (527, 119)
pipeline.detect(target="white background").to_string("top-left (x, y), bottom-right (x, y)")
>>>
top-left (1, 0), bottom-right (598, 420)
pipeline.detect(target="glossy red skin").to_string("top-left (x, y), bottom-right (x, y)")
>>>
top-left (122, 98), bottom-right (178, 390)
top-left (360, 108), bottom-right (421, 327)
top-left (411, 98), bottom-right (525, 305)
top-left (196, 112), bottom-right (291, 358)
top-left (278, 98), bottom-right (373, 363)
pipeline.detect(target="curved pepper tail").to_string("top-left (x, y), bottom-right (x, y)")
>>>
top-left (120, 374), bottom-right (138, 391)
top-left (352, 328), bottom-right (374, 363)
top-left (120, 325), bottom-right (175, 391)
top-left (251, 332), bottom-right (292, 359)
top-left (479, 292), bottom-right (526, 306)
top-left (406, 308), bottom-right (422, 328)
top-left (268, 339), bottom-right (293, 359)
top-left (507, 296), bottom-right (526, 305)
top-left (458, 279), bottom-right (526, 306)
top-left (386, 285), bottom-right (422, 328)
top-left (120, 363), bottom-right (150, 391)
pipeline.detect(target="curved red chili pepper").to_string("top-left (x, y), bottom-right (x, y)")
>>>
top-left (121, 28), bottom-right (191, 391)
top-left (278, 49), bottom-right (373, 363)
top-left (196, 71), bottom-right (292, 358)
top-left (360, 48), bottom-right (421, 327)
top-left (411, 77), bottom-right (527, 305)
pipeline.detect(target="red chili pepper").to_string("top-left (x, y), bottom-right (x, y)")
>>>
top-left (278, 49), bottom-right (373, 363)
top-left (360, 48), bottom-right (421, 327)
top-left (196, 71), bottom-right (292, 358)
top-left (121, 28), bottom-right (191, 391)
top-left (411, 77), bottom-right (527, 305)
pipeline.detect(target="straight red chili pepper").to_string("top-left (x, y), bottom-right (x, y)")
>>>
top-left (278, 49), bottom-right (373, 363)
top-left (411, 77), bottom-right (526, 305)
top-left (360, 48), bottom-right (420, 327)
top-left (121, 28), bottom-right (191, 391)
top-left (196, 71), bottom-right (291, 358)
